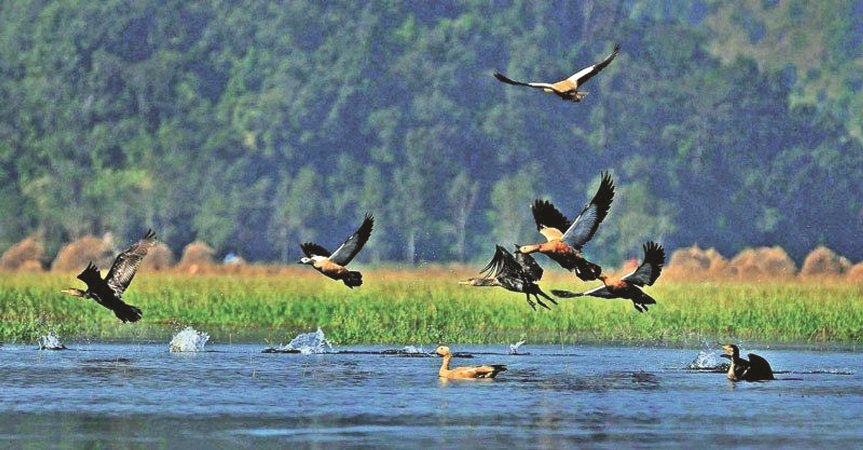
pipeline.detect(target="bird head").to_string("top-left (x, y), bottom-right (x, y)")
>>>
top-left (297, 257), bottom-right (313, 265)
top-left (517, 244), bottom-right (537, 254)
top-left (60, 288), bottom-right (86, 298)
top-left (720, 344), bottom-right (739, 359)
top-left (434, 346), bottom-right (451, 357)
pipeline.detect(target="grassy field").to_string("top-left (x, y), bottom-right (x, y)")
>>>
top-left (1, 268), bottom-right (861, 345)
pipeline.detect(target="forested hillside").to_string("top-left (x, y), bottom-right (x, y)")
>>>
top-left (1, 0), bottom-right (861, 265)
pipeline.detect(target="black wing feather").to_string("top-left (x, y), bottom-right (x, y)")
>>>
top-left (531, 199), bottom-right (572, 233)
top-left (561, 171), bottom-right (615, 249)
top-left (105, 229), bottom-right (157, 295)
top-left (571, 43), bottom-right (620, 87)
top-left (622, 241), bottom-right (665, 286)
top-left (328, 213), bottom-right (374, 266)
top-left (301, 242), bottom-right (332, 258)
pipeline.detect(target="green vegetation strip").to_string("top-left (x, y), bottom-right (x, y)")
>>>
top-left (1, 273), bottom-right (861, 345)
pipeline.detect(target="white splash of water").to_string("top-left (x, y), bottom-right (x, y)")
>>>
top-left (688, 350), bottom-right (725, 369)
top-left (169, 327), bottom-right (210, 353)
top-left (401, 345), bottom-right (425, 354)
top-left (37, 332), bottom-right (66, 350)
top-left (274, 327), bottom-right (333, 354)
top-left (509, 339), bottom-right (526, 354)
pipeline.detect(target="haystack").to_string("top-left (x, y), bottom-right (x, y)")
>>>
top-left (727, 246), bottom-right (796, 279)
top-left (0, 237), bottom-right (45, 271)
top-left (664, 246), bottom-right (728, 280)
top-left (846, 263), bottom-right (863, 284)
top-left (52, 236), bottom-right (114, 272)
top-left (141, 242), bottom-right (174, 271)
top-left (177, 241), bottom-right (215, 274)
top-left (800, 246), bottom-right (851, 278)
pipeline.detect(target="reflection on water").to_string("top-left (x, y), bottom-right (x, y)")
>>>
top-left (0, 343), bottom-right (860, 448)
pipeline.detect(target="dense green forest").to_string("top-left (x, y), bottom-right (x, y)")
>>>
top-left (0, 0), bottom-right (861, 265)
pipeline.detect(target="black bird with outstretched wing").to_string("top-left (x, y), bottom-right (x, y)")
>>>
top-left (465, 245), bottom-right (556, 310)
top-left (62, 230), bottom-right (157, 323)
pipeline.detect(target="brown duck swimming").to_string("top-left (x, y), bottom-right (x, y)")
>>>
top-left (518, 172), bottom-right (614, 281)
top-left (494, 43), bottom-right (620, 102)
top-left (61, 229), bottom-right (157, 323)
top-left (720, 344), bottom-right (775, 382)
top-left (553, 241), bottom-right (665, 312)
top-left (460, 245), bottom-right (556, 310)
top-left (299, 213), bottom-right (374, 288)
top-left (435, 346), bottom-right (506, 380)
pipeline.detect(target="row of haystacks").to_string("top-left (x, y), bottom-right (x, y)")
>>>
top-left (0, 236), bottom-right (227, 273)
top-left (664, 245), bottom-right (861, 281)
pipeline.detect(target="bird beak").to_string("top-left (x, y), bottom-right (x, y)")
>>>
top-left (296, 260), bottom-right (304, 264)
top-left (719, 354), bottom-right (730, 359)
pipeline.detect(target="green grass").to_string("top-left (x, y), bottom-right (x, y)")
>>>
top-left (1, 271), bottom-right (861, 345)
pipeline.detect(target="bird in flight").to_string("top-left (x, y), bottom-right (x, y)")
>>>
top-left (61, 230), bottom-right (157, 323)
top-left (299, 213), bottom-right (374, 288)
top-left (553, 241), bottom-right (665, 313)
top-left (494, 43), bottom-right (620, 102)
top-left (460, 244), bottom-right (556, 310)
top-left (518, 172), bottom-right (614, 281)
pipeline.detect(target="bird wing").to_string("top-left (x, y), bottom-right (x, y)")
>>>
top-left (513, 246), bottom-right (544, 281)
top-left (622, 242), bottom-right (665, 286)
top-left (479, 245), bottom-right (522, 279)
top-left (76, 261), bottom-right (104, 291)
top-left (746, 353), bottom-right (774, 378)
top-left (582, 284), bottom-right (616, 299)
top-left (561, 172), bottom-right (615, 249)
top-left (565, 43), bottom-right (620, 87)
top-left (105, 230), bottom-right (157, 295)
top-left (494, 72), bottom-right (557, 91)
top-left (531, 199), bottom-right (571, 239)
top-left (328, 213), bottom-right (374, 266)
top-left (301, 242), bottom-right (332, 258)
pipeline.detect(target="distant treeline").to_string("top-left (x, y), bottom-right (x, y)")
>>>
top-left (0, 1), bottom-right (861, 265)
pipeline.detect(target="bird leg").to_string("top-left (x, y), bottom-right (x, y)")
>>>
top-left (523, 294), bottom-right (537, 311)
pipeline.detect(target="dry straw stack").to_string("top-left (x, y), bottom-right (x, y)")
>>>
top-left (177, 241), bottom-right (216, 274)
top-left (0, 237), bottom-right (45, 271)
top-left (800, 246), bottom-right (851, 278)
top-left (51, 236), bottom-right (115, 272)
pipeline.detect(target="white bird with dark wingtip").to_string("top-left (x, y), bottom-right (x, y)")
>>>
top-left (494, 43), bottom-right (620, 102)
top-left (298, 213), bottom-right (374, 288)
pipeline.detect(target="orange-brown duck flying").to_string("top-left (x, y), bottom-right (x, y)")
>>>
top-left (460, 245), bottom-right (556, 310)
top-left (720, 344), bottom-right (775, 382)
top-left (553, 241), bottom-right (665, 313)
top-left (494, 43), bottom-right (620, 102)
top-left (518, 172), bottom-right (614, 281)
top-left (60, 229), bottom-right (157, 323)
top-left (435, 346), bottom-right (507, 380)
top-left (299, 213), bottom-right (374, 288)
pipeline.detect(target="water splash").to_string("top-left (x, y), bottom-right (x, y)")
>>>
top-left (269, 327), bottom-right (333, 354)
top-left (509, 339), bottom-right (527, 354)
top-left (687, 350), bottom-right (728, 371)
top-left (169, 327), bottom-right (210, 353)
top-left (400, 345), bottom-right (425, 354)
top-left (37, 332), bottom-right (66, 350)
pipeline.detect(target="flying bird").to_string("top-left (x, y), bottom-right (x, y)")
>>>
top-left (435, 346), bottom-right (507, 380)
top-left (460, 244), bottom-right (556, 310)
top-left (494, 43), bottom-right (620, 102)
top-left (518, 172), bottom-right (614, 281)
top-left (720, 344), bottom-right (775, 382)
top-left (61, 229), bottom-right (157, 323)
top-left (298, 213), bottom-right (374, 288)
top-left (553, 241), bottom-right (665, 313)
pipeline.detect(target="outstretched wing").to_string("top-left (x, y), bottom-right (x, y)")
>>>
top-left (494, 72), bottom-right (556, 91)
top-left (622, 241), bottom-right (665, 286)
top-left (513, 246), bottom-right (543, 281)
top-left (301, 242), bottom-right (332, 258)
top-left (328, 213), bottom-right (374, 266)
top-left (561, 172), bottom-right (615, 249)
top-left (479, 245), bottom-right (522, 279)
top-left (76, 261), bottom-right (104, 291)
top-left (105, 229), bottom-right (157, 295)
top-left (531, 199), bottom-right (572, 238)
top-left (566, 43), bottom-right (620, 87)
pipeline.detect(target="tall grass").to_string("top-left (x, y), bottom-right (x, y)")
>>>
top-left (1, 270), bottom-right (861, 344)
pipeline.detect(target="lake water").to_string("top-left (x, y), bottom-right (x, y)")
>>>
top-left (1, 341), bottom-right (860, 448)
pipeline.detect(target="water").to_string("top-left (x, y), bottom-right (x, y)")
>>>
top-left (168, 327), bottom-right (210, 353)
top-left (36, 332), bottom-right (67, 351)
top-left (0, 342), bottom-right (860, 448)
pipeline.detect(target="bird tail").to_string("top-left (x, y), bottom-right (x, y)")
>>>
top-left (551, 289), bottom-right (582, 298)
top-left (632, 290), bottom-right (656, 313)
top-left (575, 259), bottom-right (602, 281)
top-left (115, 303), bottom-right (143, 323)
top-left (343, 270), bottom-right (363, 288)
